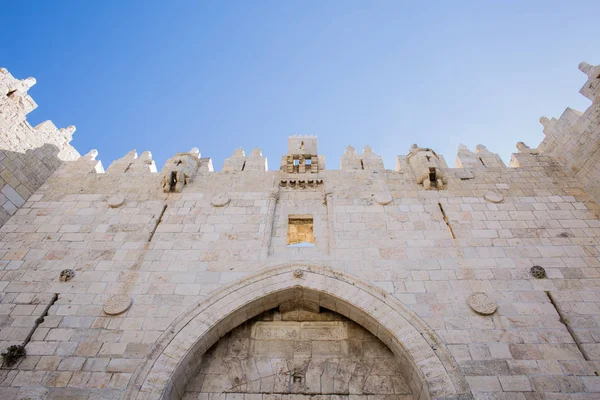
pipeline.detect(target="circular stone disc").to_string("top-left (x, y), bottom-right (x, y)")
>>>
top-left (374, 192), bottom-right (393, 205)
top-left (483, 191), bottom-right (503, 203)
top-left (107, 195), bottom-right (126, 208)
top-left (530, 265), bottom-right (547, 279)
top-left (468, 292), bottom-right (497, 315)
top-left (103, 295), bottom-right (132, 315)
top-left (211, 194), bottom-right (230, 207)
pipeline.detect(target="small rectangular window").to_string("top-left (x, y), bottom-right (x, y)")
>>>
top-left (287, 215), bottom-right (315, 247)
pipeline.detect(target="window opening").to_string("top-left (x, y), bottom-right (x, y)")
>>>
top-left (241, 161), bottom-right (246, 171)
top-left (479, 157), bottom-right (486, 167)
top-left (287, 215), bottom-right (315, 247)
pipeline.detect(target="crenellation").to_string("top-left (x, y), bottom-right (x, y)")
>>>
top-left (222, 147), bottom-right (246, 172)
top-left (104, 149), bottom-right (157, 175)
top-left (60, 150), bottom-right (105, 175)
top-left (222, 147), bottom-right (267, 172)
top-left (578, 61), bottom-right (600, 101)
top-left (0, 64), bottom-right (599, 400)
top-left (456, 144), bottom-right (505, 169)
top-left (341, 145), bottom-right (384, 171)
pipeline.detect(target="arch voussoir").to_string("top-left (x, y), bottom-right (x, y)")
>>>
top-left (125, 263), bottom-right (470, 400)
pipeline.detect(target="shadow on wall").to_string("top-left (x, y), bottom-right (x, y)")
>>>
top-left (0, 143), bottom-right (63, 226)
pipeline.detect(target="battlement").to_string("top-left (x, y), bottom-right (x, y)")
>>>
top-left (537, 61), bottom-right (600, 201)
top-left (2, 62), bottom-right (600, 223)
top-left (0, 68), bottom-right (80, 226)
top-left (1, 63), bottom-right (600, 400)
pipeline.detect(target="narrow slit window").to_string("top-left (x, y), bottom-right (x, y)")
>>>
top-left (479, 157), bottom-right (486, 167)
top-left (241, 161), bottom-right (246, 171)
top-left (287, 215), bottom-right (315, 247)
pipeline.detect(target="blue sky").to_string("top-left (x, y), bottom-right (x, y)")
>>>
top-left (2, 1), bottom-right (599, 170)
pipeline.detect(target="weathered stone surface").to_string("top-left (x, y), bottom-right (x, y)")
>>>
top-left (186, 308), bottom-right (409, 397)
top-left (106, 195), bottom-right (125, 208)
top-left (483, 190), bottom-right (504, 203)
top-left (211, 194), bottom-right (230, 207)
top-left (468, 292), bottom-right (498, 315)
top-left (374, 192), bottom-right (393, 205)
top-left (0, 65), bottom-right (598, 400)
top-left (102, 295), bottom-right (132, 315)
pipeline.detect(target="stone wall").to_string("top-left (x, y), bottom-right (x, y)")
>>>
top-left (0, 68), bottom-right (80, 226)
top-left (538, 62), bottom-right (600, 202)
top-left (0, 64), bottom-right (598, 400)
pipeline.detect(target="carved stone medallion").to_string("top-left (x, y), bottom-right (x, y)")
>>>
top-left (211, 194), bottom-right (230, 207)
top-left (293, 269), bottom-right (304, 278)
top-left (483, 191), bottom-right (503, 203)
top-left (103, 295), bottom-right (132, 315)
top-left (374, 192), bottom-right (393, 205)
top-left (107, 195), bottom-right (125, 208)
top-left (530, 265), bottom-right (547, 279)
top-left (59, 269), bottom-right (75, 282)
top-left (468, 292), bottom-right (497, 315)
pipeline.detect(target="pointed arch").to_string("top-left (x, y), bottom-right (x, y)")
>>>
top-left (125, 264), bottom-right (470, 400)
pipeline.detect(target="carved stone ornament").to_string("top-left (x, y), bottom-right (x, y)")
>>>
top-left (59, 269), bottom-right (75, 282)
top-left (103, 295), bottom-right (132, 315)
top-left (530, 265), bottom-right (547, 279)
top-left (293, 269), bottom-right (304, 278)
top-left (483, 191), bottom-right (504, 203)
top-left (211, 194), bottom-right (230, 207)
top-left (374, 192), bottom-right (393, 205)
top-left (107, 195), bottom-right (125, 208)
top-left (280, 179), bottom-right (324, 188)
top-left (468, 292), bottom-right (497, 315)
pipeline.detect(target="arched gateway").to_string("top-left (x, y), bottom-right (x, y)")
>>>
top-left (125, 264), bottom-right (470, 400)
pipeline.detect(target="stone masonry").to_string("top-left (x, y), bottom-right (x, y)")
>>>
top-left (0, 62), bottom-right (599, 400)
